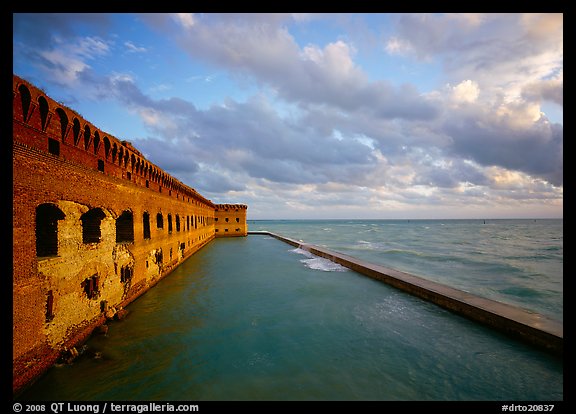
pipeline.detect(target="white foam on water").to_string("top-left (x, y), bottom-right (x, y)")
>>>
top-left (290, 248), bottom-right (349, 272)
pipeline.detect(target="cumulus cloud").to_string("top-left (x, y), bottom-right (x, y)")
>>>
top-left (13, 13), bottom-right (562, 218)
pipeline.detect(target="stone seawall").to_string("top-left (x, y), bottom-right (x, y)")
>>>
top-left (250, 231), bottom-right (563, 357)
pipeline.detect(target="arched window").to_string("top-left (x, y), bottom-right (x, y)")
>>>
top-left (156, 213), bottom-right (164, 229)
top-left (103, 137), bottom-right (111, 159)
top-left (116, 210), bottom-right (134, 243)
top-left (93, 131), bottom-right (100, 154)
top-left (38, 96), bottom-right (49, 131)
top-left (72, 118), bottom-right (81, 146)
top-left (36, 203), bottom-right (65, 257)
top-left (118, 147), bottom-right (124, 166)
top-left (18, 84), bottom-right (31, 122)
top-left (111, 143), bottom-right (118, 163)
top-left (83, 125), bottom-right (91, 150)
top-left (176, 214), bottom-right (180, 232)
top-left (168, 214), bottom-right (173, 233)
top-left (143, 212), bottom-right (151, 240)
top-left (80, 208), bottom-right (105, 244)
top-left (55, 108), bottom-right (68, 141)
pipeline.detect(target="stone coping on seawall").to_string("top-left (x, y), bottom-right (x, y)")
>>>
top-left (248, 231), bottom-right (563, 357)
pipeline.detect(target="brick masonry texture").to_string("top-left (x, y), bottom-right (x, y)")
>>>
top-left (12, 74), bottom-right (248, 395)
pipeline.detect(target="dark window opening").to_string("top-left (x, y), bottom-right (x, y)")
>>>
top-left (156, 213), bottom-right (164, 229)
top-left (38, 96), bottom-right (49, 131)
top-left (168, 214), bottom-right (173, 233)
top-left (236, 218), bottom-right (240, 223)
top-left (36, 203), bottom-right (65, 257)
top-left (120, 266), bottom-right (133, 284)
top-left (180, 242), bottom-right (185, 251)
top-left (81, 208), bottom-right (105, 244)
top-left (146, 180), bottom-right (149, 188)
top-left (73, 119), bottom-right (81, 146)
top-left (169, 248), bottom-right (173, 260)
top-left (225, 228), bottom-right (229, 232)
top-left (18, 84), bottom-right (31, 121)
top-left (116, 210), bottom-right (134, 243)
top-left (55, 108), bottom-right (68, 141)
top-left (155, 249), bottom-right (163, 265)
top-left (236, 228), bottom-right (241, 232)
top-left (225, 218), bottom-right (229, 222)
top-left (215, 218), bottom-right (219, 222)
top-left (84, 125), bottom-right (91, 150)
top-left (93, 132), bottom-right (100, 154)
top-left (143, 212), bottom-right (151, 240)
top-left (111, 144), bottom-right (118, 163)
top-left (176, 215), bottom-right (180, 232)
top-left (82, 275), bottom-right (99, 300)
top-left (48, 138), bottom-right (60, 156)
top-left (126, 172), bottom-right (132, 180)
top-left (45, 290), bottom-right (54, 322)
top-left (187, 216), bottom-right (190, 231)
top-left (104, 137), bottom-right (111, 159)
top-left (98, 159), bottom-right (105, 172)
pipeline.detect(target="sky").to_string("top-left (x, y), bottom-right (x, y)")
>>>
top-left (13, 13), bottom-right (563, 219)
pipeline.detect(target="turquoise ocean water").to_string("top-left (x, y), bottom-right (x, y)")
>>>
top-left (18, 219), bottom-right (563, 401)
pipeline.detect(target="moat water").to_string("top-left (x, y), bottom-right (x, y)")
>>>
top-left (19, 221), bottom-right (563, 401)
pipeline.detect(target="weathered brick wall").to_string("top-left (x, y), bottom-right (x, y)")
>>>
top-left (12, 74), bottom-right (247, 395)
top-left (215, 204), bottom-right (248, 237)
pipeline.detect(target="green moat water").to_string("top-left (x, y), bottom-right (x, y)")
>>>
top-left (19, 234), bottom-right (562, 401)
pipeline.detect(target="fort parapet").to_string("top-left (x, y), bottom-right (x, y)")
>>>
top-left (12, 74), bottom-right (247, 394)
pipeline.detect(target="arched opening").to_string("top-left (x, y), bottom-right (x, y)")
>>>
top-left (18, 84), bottom-right (31, 122)
top-left (103, 137), bottom-right (111, 159)
top-left (36, 203), bottom-right (65, 257)
top-left (116, 210), bottom-right (134, 244)
top-left (111, 143), bottom-right (118, 163)
top-left (38, 96), bottom-right (49, 131)
top-left (176, 214), bottom-right (180, 232)
top-left (168, 214), bottom-right (173, 233)
top-left (55, 108), bottom-right (69, 141)
top-left (156, 213), bottom-right (164, 229)
top-left (72, 118), bottom-right (81, 146)
top-left (80, 208), bottom-right (105, 244)
top-left (93, 131), bottom-right (100, 154)
top-left (83, 125), bottom-right (91, 150)
top-left (118, 147), bottom-right (124, 166)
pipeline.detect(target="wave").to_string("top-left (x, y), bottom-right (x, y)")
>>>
top-left (290, 248), bottom-right (349, 272)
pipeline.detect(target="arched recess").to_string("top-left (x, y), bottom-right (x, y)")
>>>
top-left (55, 108), bottom-right (69, 142)
top-left (36, 203), bottom-right (65, 257)
top-left (93, 131), bottom-right (100, 155)
top-left (18, 84), bottom-right (32, 122)
top-left (38, 96), bottom-right (50, 131)
top-left (103, 137), bottom-right (111, 159)
top-left (83, 125), bottom-right (91, 150)
top-left (81, 208), bottom-right (106, 244)
top-left (111, 143), bottom-right (118, 163)
top-left (72, 118), bottom-right (81, 146)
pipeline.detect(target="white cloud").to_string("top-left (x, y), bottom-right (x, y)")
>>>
top-left (451, 80), bottom-right (480, 103)
top-left (172, 13), bottom-right (196, 29)
top-left (124, 40), bottom-right (147, 53)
